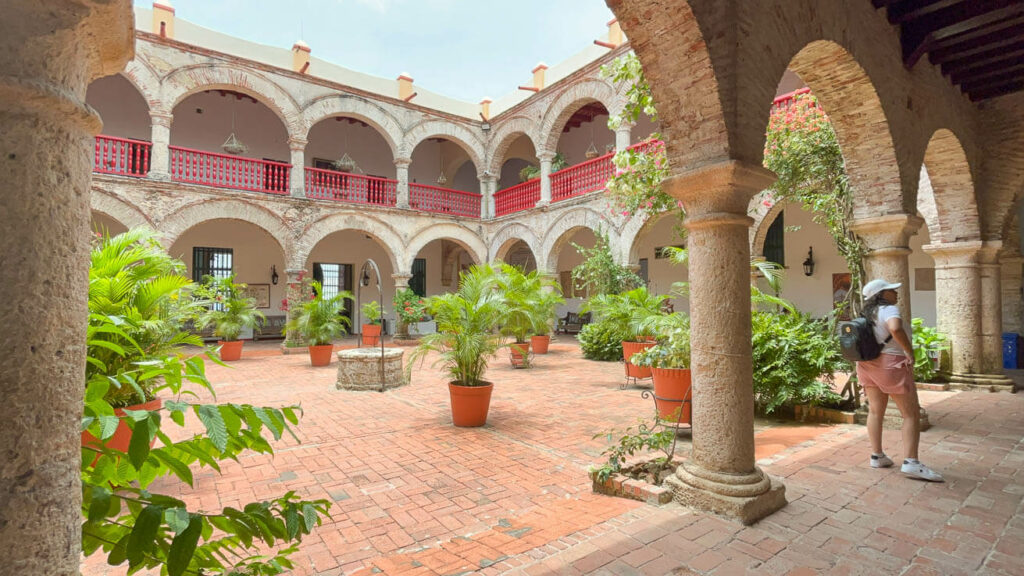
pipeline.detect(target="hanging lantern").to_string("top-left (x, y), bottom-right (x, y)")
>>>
top-left (221, 106), bottom-right (248, 155)
top-left (584, 141), bottom-right (600, 159)
top-left (436, 142), bottom-right (447, 185)
top-left (333, 153), bottom-right (357, 173)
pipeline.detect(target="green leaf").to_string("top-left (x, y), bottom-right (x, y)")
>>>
top-left (302, 503), bottom-right (317, 532)
top-left (85, 380), bottom-right (110, 403)
top-left (165, 507), bottom-right (190, 534)
top-left (108, 533), bottom-right (130, 566)
top-left (167, 515), bottom-right (202, 576)
top-left (218, 404), bottom-right (242, 436)
top-left (87, 485), bottom-right (112, 522)
top-left (127, 417), bottom-right (152, 470)
top-left (153, 450), bottom-right (194, 487)
top-left (126, 504), bottom-right (163, 567)
top-left (197, 404), bottom-right (228, 452)
top-left (98, 415), bottom-right (120, 440)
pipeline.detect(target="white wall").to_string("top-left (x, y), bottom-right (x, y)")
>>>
top-left (409, 140), bottom-right (476, 192)
top-left (86, 74), bottom-right (151, 141)
top-left (632, 215), bottom-right (689, 312)
top-left (170, 91), bottom-right (290, 161)
top-left (556, 114), bottom-right (614, 166)
top-left (305, 230), bottom-right (398, 329)
top-left (306, 119), bottom-right (396, 178)
top-left (169, 220), bottom-right (288, 318)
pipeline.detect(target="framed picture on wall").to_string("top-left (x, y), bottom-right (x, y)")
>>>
top-left (242, 283), bottom-right (271, 309)
top-left (832, 273), bottom-right (852, 320)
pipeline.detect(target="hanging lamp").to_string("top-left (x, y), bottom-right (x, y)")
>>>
top-left (333, 120), bottom-right (360, 173)
top-left (221, 105), bottom-right (248, 155)
top-left (436, 142), bottom-right (448, 185)
top-left (584, 122), bottom-right (599, 159)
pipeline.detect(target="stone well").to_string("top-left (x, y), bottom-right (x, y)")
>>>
top-left (336, 347), bottom-right (407, 391)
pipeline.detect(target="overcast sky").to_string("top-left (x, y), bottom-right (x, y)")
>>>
top-left (139, 0), bottom-right (616, 101)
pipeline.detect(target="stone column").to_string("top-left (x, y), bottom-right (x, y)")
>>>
top-left (978, 242), bottom-right (1014, 390)
top-left (661, 160), bottom-right (786, 525)
top-left (392, 273), bottom-right (413, 339)
top-left (149, 111), bottom-right (173, 180)
top-left (394, 157), bottom-right (411, 209)
top-left (615, 122), bottom-right (633, 152)
top-left (479, 173), bottom-right (496, 219)
top-left (538, 151), bottom-right (554, 206)
top-left (923, 241), bottom-right (989, 388)
top-left (0, 1), bottom-right (133, 574)
top-left (849, 214), bottom-right (923, 319)
top-left (283, 269), bottom-right (309, 348)
top-left (1001, 250), bottom-right (1024, 335)
top-left (288, 137), bottom-right (307, 198)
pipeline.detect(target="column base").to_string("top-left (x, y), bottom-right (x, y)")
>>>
top-left (664, 462), bottom-right (786, 525)
top-left (854, 405), bottom-right (931, 430)
top-left (949, 373), bottom-right (1016, 392)
top-left (149, 171), bottom-right (170, 182)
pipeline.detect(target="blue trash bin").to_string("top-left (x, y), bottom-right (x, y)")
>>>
top-left (1003, 333), bottom-right (1021, 370)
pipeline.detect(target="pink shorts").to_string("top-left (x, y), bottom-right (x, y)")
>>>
top-left (857, 353), bottom-right (914, 395)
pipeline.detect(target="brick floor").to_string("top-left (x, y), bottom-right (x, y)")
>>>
top-left (81, 340), bottom-right (1024, 576)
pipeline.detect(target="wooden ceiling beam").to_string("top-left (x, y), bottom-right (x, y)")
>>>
top-left (940, 39), bottom-right (1024, 75)
top-left (969, 79), bottom-right (1024, 101)
top-left (953, 61), bottom-right (1024, 86)
top-left (886, 0), bottom-right (971, 24)
top-left (961, 68), bottom-right (1024, 93)
top-left (950, 54), bottom-right (1024, 84)
top-left (929, 18), bottom-right (1024, 63)
top-left (902, 2), bottom-right (1024, 67)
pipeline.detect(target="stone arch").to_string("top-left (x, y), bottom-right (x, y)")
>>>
top-left (486, 116), bottom-right (540, 176)
top-left (538, 79), bottom-right (619, 153)
top-left (405, 223), bottom-right (487, 271)
top-left (158, 198), bottom-right (291, 255)
top-left (749, 191), bottom-right (784, 257)
top-left (294, 213), bottom-right (403, 273)
top-left (489, 222), bottom-right (542, 264)
top-left (621, 211), bottom-right (683, 266)
top-left (120, 59), bottom-right (162, 110)
top-left (920, 128), bottom-right (981, 243)
top-left (400, 120), bottom-right (486, 172)
top-left (776, 40), bottom-right (906, 218)
top-left (917, 165), bottom-right (940, 241)
top-left (90, 188), bottom-right (152, 230)
top-left (161, 63), bottom-right (302, 138)
top-left (302, 94), bottom-right (403, 157)
top-left (540, 206), bottom-right (618, 273)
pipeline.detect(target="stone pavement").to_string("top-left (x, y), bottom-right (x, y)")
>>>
top-left (81, 339), bottom-right (1024, 576)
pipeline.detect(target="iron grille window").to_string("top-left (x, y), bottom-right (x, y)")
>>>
top-left (313, 263), bottom-right (354, 322)
top-left (764, 212), bottom-right (785, 267)
top-left (192, 247), bottom-right (233, 282)
top-left (410, 258), bottom-right (426, 297)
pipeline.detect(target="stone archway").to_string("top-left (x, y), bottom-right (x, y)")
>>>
top-left (490, 222), bottom-right (542, 265)
top-left (121, 59), bottom-right (162, 108)
top-left (294, 213), bottom-right (403, 273)
top-left (920, 129), bottom-right (981, 243)
top-left (537, 79), bottom-right (619, 154)
top-left (302, 95), bottom-right (404, 158)
top-left (400, 120), bottom-right (486, 173)
top-left (539, 207), bottom-right (618, 273)
top-left (406, 223), bottom-right (487, 271)
top-left (90, 188), bottom-right (152, 231)
top-left (486, 116), bottom-right (541, 176)
top-left (158, 198), bottom-right (291, 255)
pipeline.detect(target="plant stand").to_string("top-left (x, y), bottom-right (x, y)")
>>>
top-left (509, 345), bottom-right (534, 369)
top-left (622, 364), bottom-right (653, 389)
top-left (641, 387), bottom-right (692, 434)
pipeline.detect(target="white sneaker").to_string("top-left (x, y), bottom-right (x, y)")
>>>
top-left (901, 460), bottom-right (944, 482)
top-left (870, 454), bottom-right (894, 468)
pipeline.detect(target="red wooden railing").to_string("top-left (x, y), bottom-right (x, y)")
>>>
top-left (550, 150), bottom-right (617, 202)
top-left (493, 178), bottom-right (540, 217)
top-left (94, 135), bottom-right (151, 177)
top-left (304, 167), bottom-right (397, 206)
top-left (169, 146), bottom-right (290, 195)
top-left (771, 87), bottom-right (812, 112)
top-left (409, 183), bottom-right (481, 218)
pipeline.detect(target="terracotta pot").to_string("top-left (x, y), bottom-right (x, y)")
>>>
top-left (652, 367), bottom-right (692, 424)
top-left (362, 324), bottom-right (382, 346)
top-left (448, 381), bottom-right (493, 427)
top-left (622, 340), bottom-right (655, 379)
top-left (509, 341), bottom-right (531, 368)
top-left (531, 334), bottom-right (550, 354)
top-left (308, 344), bottom-right (335, 366)
top-left (81, 397), bottom-right (163, 462)
top-left (218, 340), bottom-right (244, 361)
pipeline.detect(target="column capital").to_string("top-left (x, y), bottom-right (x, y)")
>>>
top-left (923, 240), bottom-right (983, 266)
top-left (849, 213), bottom-right (923, 254)
top-left (537, 151), bottom-right (556, 162)
top-left (150, 111), bottom-right (174, 127)
top-left (999, 251), bottom-right (1024, 265)
top-left (663, 160), bottom-right (776, 217)
top-left (392, 273), bottom-right (413, 288)
top-left (285, 268), bottom-right (307, 283)
top-left (287, 137), bottom-right (307, 151)
top-left (478, 172), bottom-right (497, 184)
top-left (978, 241), bottom-right (1003, 266)
top-left (394, 157), bottom-right (412, 168)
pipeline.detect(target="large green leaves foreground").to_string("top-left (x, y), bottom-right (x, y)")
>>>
top-left (83, 228), bottom-right (329, 576)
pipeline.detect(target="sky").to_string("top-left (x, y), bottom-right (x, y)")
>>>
top-left (138, 0), bottom-right (616, 101)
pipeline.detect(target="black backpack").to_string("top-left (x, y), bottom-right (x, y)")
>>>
top-left (838, 315), bottom-right (892, 362)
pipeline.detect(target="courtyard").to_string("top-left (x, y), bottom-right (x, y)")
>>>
top-left (81, 339), bottom-right (1024, 576)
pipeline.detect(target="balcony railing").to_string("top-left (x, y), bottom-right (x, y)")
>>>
top-left (550, 150), bottom-right (616, 202)
top-left (410, 183), bottom-right (481, 218)
top-left (169, 146), bottom-right (290, 195)
top-left (305, 167), bottom-right (397, 206)
top-left (94, 135), bottom-right (151, 177)
top-left (493, 178), bottom-right (540, 217)
top-left (771, 87), bottom-right (812, 112)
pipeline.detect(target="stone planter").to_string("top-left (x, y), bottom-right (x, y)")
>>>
top-left (336, 347), bottom-right (407, 391)
top-left (794, 403), bottom-right (856, 424)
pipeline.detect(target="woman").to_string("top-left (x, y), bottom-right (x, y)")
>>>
top-left (857, 278), bottom-right (943, 482)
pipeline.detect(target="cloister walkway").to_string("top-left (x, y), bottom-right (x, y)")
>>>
top-left (81, 340), bottom-right (1024, 576)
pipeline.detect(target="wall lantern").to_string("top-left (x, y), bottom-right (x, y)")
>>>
top-left (271, 265), bottom-right (279, 285)
top-left (802, 247), bottom-right (815, 277)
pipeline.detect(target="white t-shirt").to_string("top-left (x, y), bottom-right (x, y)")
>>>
top-left (873, 304), bottom-right (911, 357)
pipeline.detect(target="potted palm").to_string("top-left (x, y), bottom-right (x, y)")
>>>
top-left (361, 300), bottom-right (383, 346)
top-left (530, 276), bottom-right (564, 355)
top-left (631, 313), bottom-right (692, 423)
top-left (195, 274), bottom-right (265, 361)
top-left (408, 264), bottom-right (504, 427)
top-left (495, 263), bottom-right (542, 368)
top-left (584, 286), bottom-right (667, 380)
top-left (286, 280), bottom-right (354, 366)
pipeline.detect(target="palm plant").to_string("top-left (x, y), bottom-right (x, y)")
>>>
top-left (531, 280), bottom-right (565, 336)
top-left (88, 228), bottom-right (206, 407)
top-left (495, 263), bottom-right (543, 344)
top-left (286, 281), bottom-right (354, 345)
top-left (361, 300), bottom-right (382, 325)
top-left (583, 286), bottom-right (667, 341)
top-left (195, 273), bottom-right (265, 341)
top-left (408, 264), bottom-right (504, 386)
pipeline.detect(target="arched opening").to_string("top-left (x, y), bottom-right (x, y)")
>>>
top-left (497, 134), bottom-right (540, 190)
top-left (408, 238), bottom-right (480, 301)
top-left (553, 227), bottom-right (597, 306)
top-left (920, 129), bottom-right (981, 243)
top-left (168, 219), bottom-right (288, 339)
top-left (169, 89), bottom-right (291, 194)
top-left (628, 214), bottom-right (687, 312)
top-left (304, 230), bottom-right (398, 332)
top-left (305, 116), bottom-right (398, 205)
top-left (90, 211), bottom-right (129, 238)
top-left (552, 101), bottom-right (612, 165)
top-left (502, 240), bottom-right (537, 272)
top-left (86, 73), bottom-right (152, 177)
top-left (408, 138), bottom-right (480, 216)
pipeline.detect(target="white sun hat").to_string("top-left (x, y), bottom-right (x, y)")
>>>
top-left (862, 278), bottom-right (902, 300)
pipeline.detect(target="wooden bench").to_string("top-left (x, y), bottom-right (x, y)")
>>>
top-left (556, 312), bottom-right (592, 335)
top-left (254, 315), bottom-right (287, 341)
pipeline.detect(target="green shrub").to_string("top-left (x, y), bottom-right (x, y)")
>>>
top-left (751, 309), bottom-right (847, 413)
top-left (912, 318), bottom-right (949, 383)
top-left (578, 321), bottom-right (626, 361)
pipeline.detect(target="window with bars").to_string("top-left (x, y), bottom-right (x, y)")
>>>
top-left (192, 247), bottom-right (233, 282)
top-left (409, 258), bottom-right (426, 297)
top-left (764, 212), bottom-right (785, 267)
top-left (312, 263), bottom-right (354, 322)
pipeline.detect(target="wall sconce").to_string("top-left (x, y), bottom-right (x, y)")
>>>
top-left (802, 247), bottom-right (815, 277)
top-left (271, 265), bottom-right (279, 285)
top-left (360, 267), bottom-right (371, 287)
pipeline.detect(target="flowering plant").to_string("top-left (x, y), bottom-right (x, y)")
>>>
top-left (393, 287), bottom-right (428, 324)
